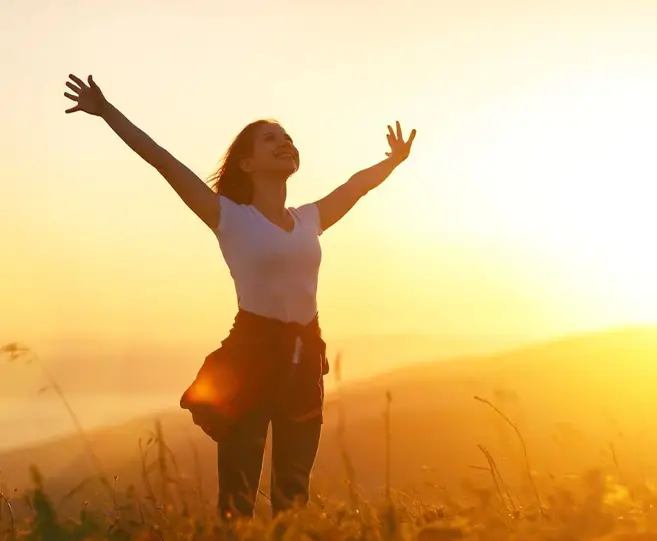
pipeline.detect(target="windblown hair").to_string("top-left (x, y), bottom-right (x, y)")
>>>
top-left (207, 119), bottom-right (275, 204)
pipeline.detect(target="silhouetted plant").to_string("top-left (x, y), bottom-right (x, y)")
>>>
top-left (474, 395), bottom-right (544, 515)
top-left (0, 343), bottom-right (111, 496)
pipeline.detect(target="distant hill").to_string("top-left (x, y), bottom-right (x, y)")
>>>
top-left (3, 325), bottom-right (657, 510)
top-left (0, 333), bottom-right (478, 398)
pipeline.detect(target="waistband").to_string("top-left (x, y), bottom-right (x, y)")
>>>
top-left (230, 309), bottom-right (322, 341)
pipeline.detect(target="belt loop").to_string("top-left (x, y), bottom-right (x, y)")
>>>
top-left (292, 335), bottom-right (302, 364)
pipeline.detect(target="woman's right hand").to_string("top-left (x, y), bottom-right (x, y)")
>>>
top-left (64, 74), bottom-right (108, 116)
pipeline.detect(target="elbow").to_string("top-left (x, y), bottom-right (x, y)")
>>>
top-left (151, 147), bottom-right (175, 174)
top-left (345, 175), bottom-right (369, 199)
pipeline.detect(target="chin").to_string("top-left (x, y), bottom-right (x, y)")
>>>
top-left (273, 163), bottom-right (299, 177)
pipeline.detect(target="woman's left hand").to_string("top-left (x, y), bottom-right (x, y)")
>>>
top-left (385, 121), bottom-right (416, 165)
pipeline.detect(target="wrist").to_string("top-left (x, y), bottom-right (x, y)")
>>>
top-left (387, 156), bottom-right (403, 168)
top-left (98, 100), bottom-right (113, 119)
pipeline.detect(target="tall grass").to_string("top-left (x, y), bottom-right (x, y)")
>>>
top-left (2, 343), bottom-right (657, 540)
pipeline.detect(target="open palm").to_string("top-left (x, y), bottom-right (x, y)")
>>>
top-left (64, 74), bottom-right (107, 116)
top-left (385, 121), bottom-right (416, 165)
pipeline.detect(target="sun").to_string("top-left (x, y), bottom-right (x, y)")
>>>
top-left (470, 69), bottom-right (657, 322)
top-left (392, 65), bottom-right (657, 326)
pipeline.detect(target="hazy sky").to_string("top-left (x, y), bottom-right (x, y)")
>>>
top-left (3, 0), bottom-right (657, 357)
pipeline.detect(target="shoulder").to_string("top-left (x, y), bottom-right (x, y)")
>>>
top-left (289, 203), bottom-right (323, 236)
top-left (217, 195), bottom-right (252, 233)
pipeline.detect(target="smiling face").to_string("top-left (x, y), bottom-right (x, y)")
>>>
top-left (239, 122), bottom-right (300, 178)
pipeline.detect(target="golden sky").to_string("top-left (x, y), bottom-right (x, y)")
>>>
top-left (3, 0), bottom-right (657, 357)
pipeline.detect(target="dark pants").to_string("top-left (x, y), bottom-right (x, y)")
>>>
top-left (217, 406), bottom-right (322, 518)
top-left (180, 309), bottom-right (328, 518)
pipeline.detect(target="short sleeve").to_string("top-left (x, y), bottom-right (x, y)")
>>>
top-left (292, 203), bottom-right (323, 236)
top-left (217, 195), bottom-right (246, 234)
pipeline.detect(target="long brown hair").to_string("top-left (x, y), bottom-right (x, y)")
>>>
top-left (207, 119), bottom-right (274, 204)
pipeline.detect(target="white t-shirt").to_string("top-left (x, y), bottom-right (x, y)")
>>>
top-left (215, 195), bottom-right (323, 325)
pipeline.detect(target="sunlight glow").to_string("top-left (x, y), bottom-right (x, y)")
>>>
top-left (404, 68), bottom-right (657, 323)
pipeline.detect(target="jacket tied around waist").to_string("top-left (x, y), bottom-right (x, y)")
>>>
top-left (180, 310), bottom-right (329, 442)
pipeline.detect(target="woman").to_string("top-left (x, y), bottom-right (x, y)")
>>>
top-left (63, 73), bottom-right (416, 518)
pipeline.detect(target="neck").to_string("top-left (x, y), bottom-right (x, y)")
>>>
top-left (251, 173), bottom-right (288, 217)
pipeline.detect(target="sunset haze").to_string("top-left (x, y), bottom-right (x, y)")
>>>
top-left (3, 0), bottom-right (657, 449)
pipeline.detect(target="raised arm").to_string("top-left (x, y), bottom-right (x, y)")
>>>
top-left (315, 122), bottom-right (416, 231)
top-left (64, 74), bottom-right (219, 230)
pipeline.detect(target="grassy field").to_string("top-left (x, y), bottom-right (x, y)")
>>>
top-left (3, 332), bottom-right (657, 540)
top-left (1, 439), bottom-right (656, 541)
